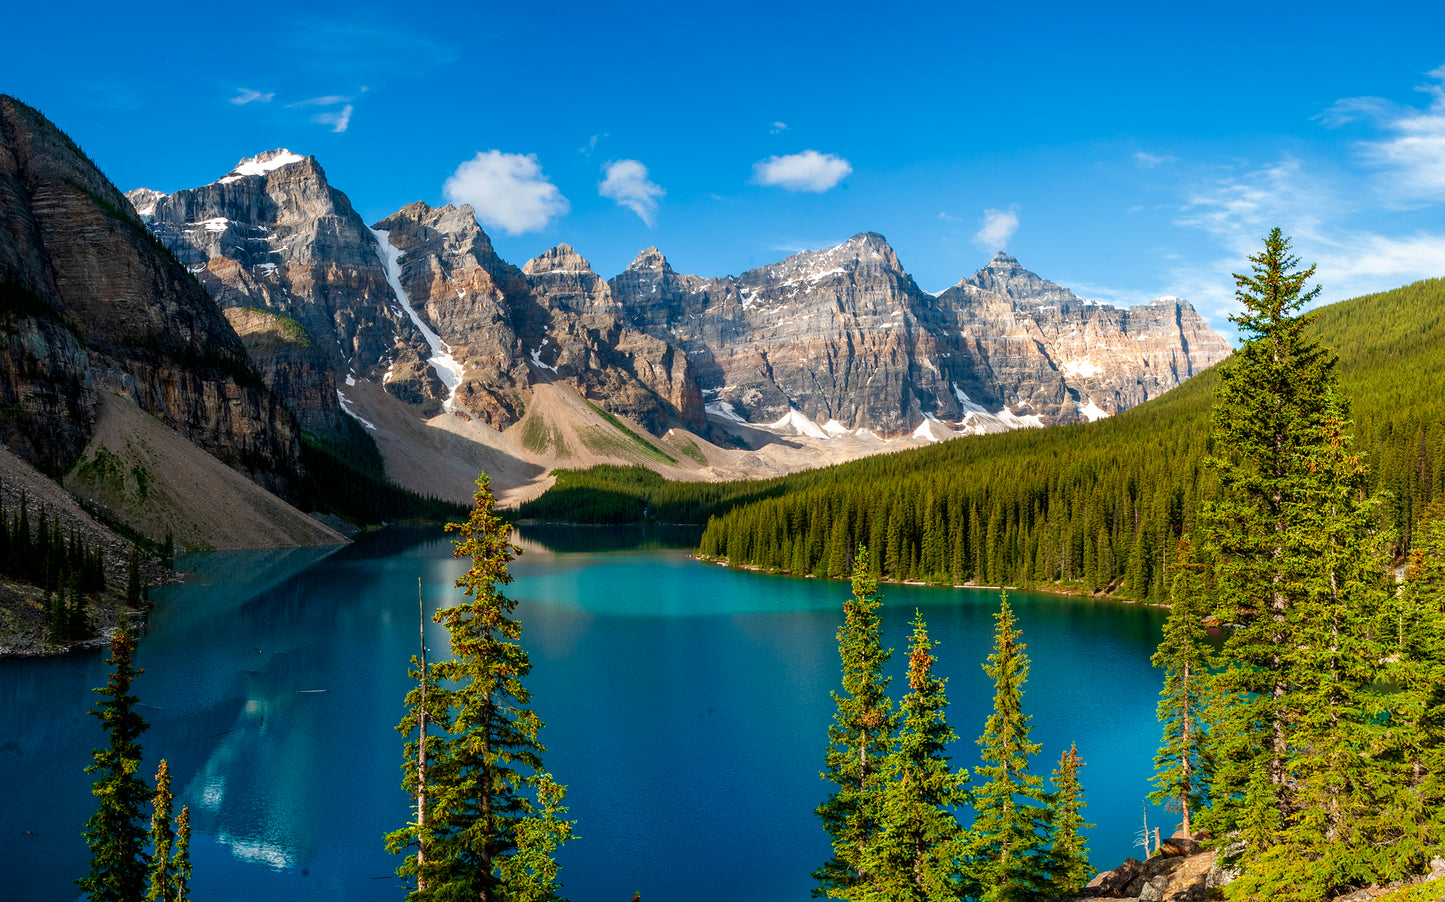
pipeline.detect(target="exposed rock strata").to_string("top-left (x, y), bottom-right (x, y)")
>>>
top-left (129, 150), bottom-right (437, 437)
top-left (0, 96), bottom-right (301, 494)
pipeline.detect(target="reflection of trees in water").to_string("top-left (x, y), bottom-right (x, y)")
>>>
top-left (511, 523), bottom-right (703, 555)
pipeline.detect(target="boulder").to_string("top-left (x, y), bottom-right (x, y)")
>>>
top-left (1087, 858), bottom-right (1143, 897)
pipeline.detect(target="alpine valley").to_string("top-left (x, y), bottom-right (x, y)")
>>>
top-left (1, 94), bottom-right (1227, 557)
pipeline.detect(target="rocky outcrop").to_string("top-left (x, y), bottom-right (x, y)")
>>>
top-left (122, 147), bottom-right (1228, 455)
top-left (609, 237), bottom-right (1231, 436)
top-left (0, 95), bottom-right (301, 493)
top-left (934, 252), bottom-right (1232, 423)
top-left (371, 203), bottom-right (705, 434)
top-left (128, 149), bottom-right (433, 438)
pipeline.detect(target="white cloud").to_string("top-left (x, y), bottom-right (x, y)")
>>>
top-left (973, 206), bottom-right (1020, 251)
top-left (599, 159), bottom-right (664, 226)
top-left (1343, 64), bottom-right (1445, 205)
top-left (752, 150), bottom-right (852, 192)
top-left (230, 89), bottom-right (274, 105)
top-left (1171, 155), bottom-right (1445, 322)
top-left (313, 104), bottom-right (353, 133)
top-left (1134, 151), bottom-right (1176, 169)
top-left (443, 151), bottom-right (570, 235)
top-left (770, 121), bottom-right (788, 134)
top-left (580, 133), bottom-right (607, 156)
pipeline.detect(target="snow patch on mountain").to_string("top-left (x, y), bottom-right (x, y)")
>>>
top-left (218, 150), bottom-right (306, 184)
top-left (371, 227), bottom-right (465, 411)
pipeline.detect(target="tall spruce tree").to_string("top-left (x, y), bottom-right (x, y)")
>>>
top-left (1376, 497), bottom-right (1445, 876)
top-left (863, 611), bottom-right (969, 901)
top-left (1046, 743), bottom-right (1093, 897)
top-left (814, 547), bottom-right (897, 898)
top-left (172, 807), bottom-right (192, 902)
top-left (145, 761), bottom-right (176, 902)
top-left (79, 624), bottom-right (151, 902)
top-left (1202, 230), bottom-right (1391, 898)
top-left (969, 594), bottom-right (1053, 902)
top-left (1149, 537), bottom-right (1214, 838)
top-left (391, 474), bottom-right (573, 901)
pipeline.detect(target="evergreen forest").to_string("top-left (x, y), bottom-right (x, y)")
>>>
top-left (519, 275), bottom-right (1445, 602)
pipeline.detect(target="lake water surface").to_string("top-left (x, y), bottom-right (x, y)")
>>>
top-left (0, 526), bottom-right (1168, 901)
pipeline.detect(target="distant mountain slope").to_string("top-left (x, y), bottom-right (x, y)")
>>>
top-left (536, 278), bottom-right (1445, 600)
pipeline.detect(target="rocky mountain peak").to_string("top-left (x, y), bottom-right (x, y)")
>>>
top-left (125, 188), bottom-right (168, 220)
top-left (523, 243), bottom-right (594, 276)
top-left (626, 246), bottom-right (673, 274)
top-left (962, 251), bottom-right (1078, 304)
top-left (217, 149), bottom-right (308, 184)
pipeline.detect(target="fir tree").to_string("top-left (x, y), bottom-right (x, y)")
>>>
top-left (969, 594), bottom-right (1053, 902)
top-left (145, 760), bottom-right (175, 902)
top-left (1150, 537), bottom-right (1213, 838)
top-left (1046, 744), bottom-right (1093, 896)
top-left (814, 547), bottom-right (897, 898)
top-left (391, 474), bottom-right (573, 901)
top-left (863, 612), bottom-right (969, 901)
top-left (1376, 497), bottom-right (1445, 876)
top-left (79, 624), bottom-right (151, 902)
top-left (1203, 231), bottom-right (1392, 898)
top-left (172, 807), bottom-right (192, 902)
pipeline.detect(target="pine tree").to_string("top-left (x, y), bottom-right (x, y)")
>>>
top-left (392, 474), bottom-right (573, 901)
top-left (1202, 228), bottom-right (1333, 841)
top-left (1046, 744), bottom-right (1093, 896)
top-left (969, 593), bottom-right (1053, 902)
top-left (1376, 497), bottom-right (1445, 876)
top-left (79, 624), bottom-right (151, 902)
top-left (1202, 230), bottom-right (1392, 897)
top-left (863, 612), bottom-right (969, 901)
top-left (814, 547), bottom-right (897, 898)
top-left (172, 807), bottom-right (192, 902)
top-left (1150, 537), bottom-right (1213, 838)
top-left (145, 760), bottom-right (176, 902)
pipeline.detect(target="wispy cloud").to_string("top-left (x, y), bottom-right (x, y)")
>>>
top-left (599, 160), bottom-right (665, 226)
top-left (580, 133), bottom-right (607, 156)
top-left (1134, 151), bottom-right (1176, 169)
top-left (287, 95), bottom-right (353, 108)
top-left (230, 88), bottom-right (275, 105)
top-left (1332, 64), bottom-right (1445, 206)
top-left (770, 121), bottom-right (788, 134)
top-left (939, 211), bottom-right (960, 223)
top-left (313, 104), bottom-right (353, 133)
top-left (973, 206), bottom-right (1020, 251)
top-left (752, 150), bottom-right (852, 192)
top-left (443, 151), bottom-right (570, 235)
top-left (1171, 152), bottom-right (1445, 322)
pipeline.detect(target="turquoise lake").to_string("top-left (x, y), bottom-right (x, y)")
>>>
top-left (0, 526), bottom-right (1169, 900)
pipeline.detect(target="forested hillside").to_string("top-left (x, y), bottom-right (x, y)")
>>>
top-left (520, 278), bottom-right (1445, 602)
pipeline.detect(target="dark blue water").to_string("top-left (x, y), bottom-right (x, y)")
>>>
top-left (0, 527), bottom-right (1168, 901)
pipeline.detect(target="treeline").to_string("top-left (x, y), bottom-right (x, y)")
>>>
top-left (694, 276), bottom-right (1445, 597)
top-left (1, 490), bottom-right (108, 642)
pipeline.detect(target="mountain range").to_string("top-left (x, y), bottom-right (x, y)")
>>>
top-left (0, 95), bottom-right (1230, 547)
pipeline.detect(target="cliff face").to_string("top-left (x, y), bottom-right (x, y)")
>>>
top-left (120, 146), bottom-right (1229, 453)
top-left (0, 96), bottom-right (301, 491)
top-left (371, 203), bottom-right (705, 434)
top-left (608, 238), bottom-right (1231, 435)
top-left (129, 150), bottom-right (440, 437)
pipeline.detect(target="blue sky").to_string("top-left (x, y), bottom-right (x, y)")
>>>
top-left (7, 0), bottom-right (1445, 334)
